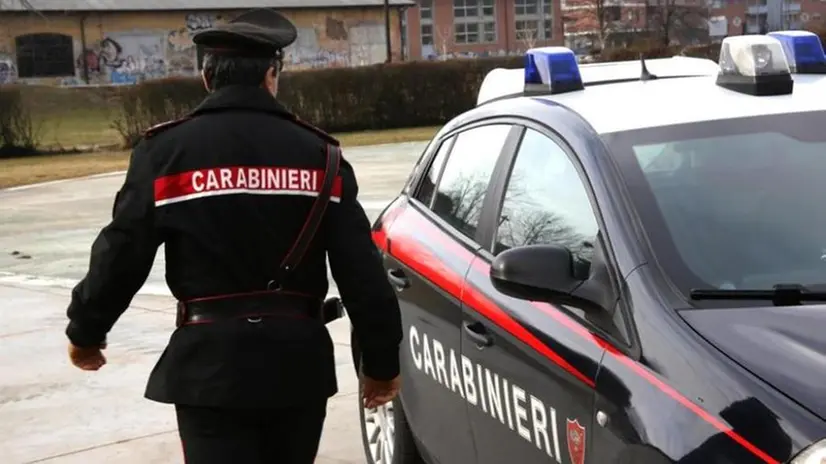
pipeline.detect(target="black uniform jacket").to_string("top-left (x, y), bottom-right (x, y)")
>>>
top-left (65, 85), bottom-right (403, 408)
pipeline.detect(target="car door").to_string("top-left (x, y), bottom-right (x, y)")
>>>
top-left (460, 126), bottom-right (607, 464)
top-left (385, 123), bottom-right (518, 464)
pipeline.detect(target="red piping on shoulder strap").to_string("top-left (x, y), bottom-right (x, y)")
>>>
top-left (292, 115), bottom-right (340, 146)
top-left (144, 117), bottom-right (192, 139)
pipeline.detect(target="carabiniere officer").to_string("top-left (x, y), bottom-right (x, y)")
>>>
top-left (64, 8), bottom-right (403, 463)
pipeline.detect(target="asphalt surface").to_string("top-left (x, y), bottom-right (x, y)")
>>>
top-left (0, 141), bottom-right (426, 464)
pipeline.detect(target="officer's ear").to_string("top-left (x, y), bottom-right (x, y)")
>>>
top-left (264, 65), bottom-right (279, 97)
top-left (200, 69), bottom-right (211, 93)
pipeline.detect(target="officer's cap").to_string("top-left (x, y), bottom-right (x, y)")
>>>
top-left (192, 8), bottom-right (298, 59)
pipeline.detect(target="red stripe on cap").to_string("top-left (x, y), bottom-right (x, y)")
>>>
top-left (379, 205), bottom-right (778, 464)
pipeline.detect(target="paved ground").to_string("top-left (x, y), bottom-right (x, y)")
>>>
top-left (0, 141), bottom-right (426, 464)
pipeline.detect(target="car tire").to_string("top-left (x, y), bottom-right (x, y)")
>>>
top-left (355, 356), bottom-right (424, 464)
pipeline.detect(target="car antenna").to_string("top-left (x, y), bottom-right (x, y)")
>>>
top-left (640, 54), bottom-right (658, 81)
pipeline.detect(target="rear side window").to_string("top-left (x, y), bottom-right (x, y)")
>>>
top-left (430, 124), bottom-right (511, 241)
top-left (414, 137), bottom-right (452, 207)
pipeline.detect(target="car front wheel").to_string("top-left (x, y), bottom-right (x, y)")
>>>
top-left (359, 390), bottom-right (396, 463)
top-left (356, 363), bottom-right (423, 464)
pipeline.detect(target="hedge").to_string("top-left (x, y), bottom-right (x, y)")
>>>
top-left (597, 42), bottom-right (722, 62)
top-left (3, 31), bottom-right (826, 152)
top-left (0, 86), bottom-right (39, 157)
top-left (112, 56), bottom-right (524, 147)
top-left (112, 44), bottom-right (733, 147)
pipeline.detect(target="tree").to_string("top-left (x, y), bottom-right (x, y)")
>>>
top-left (645, 0), bottom-right (709, 47)
top-left (516, 26), bottom-right (538, 50)
top-left (562, 0), bottom-right (627, 51)
top-left (434, 24), bottom-right (451, 59)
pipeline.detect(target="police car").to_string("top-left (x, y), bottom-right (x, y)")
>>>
top-left (352, 31), bottom-right (826, 464)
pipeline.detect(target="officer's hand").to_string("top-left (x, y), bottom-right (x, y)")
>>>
top-left (362, 375), bottom-right (400, 409)
top-left (68, 343), bottom-right (107, 371)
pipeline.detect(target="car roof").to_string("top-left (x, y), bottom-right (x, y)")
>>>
top-left (544, 73), bottom-right (826, 134)
top-left (474, 56), bottom-right (826, 135)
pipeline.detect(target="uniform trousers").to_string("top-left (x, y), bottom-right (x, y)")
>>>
top-left (175, 400), bottom-right (328, 464)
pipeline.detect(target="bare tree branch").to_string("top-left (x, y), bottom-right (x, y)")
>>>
top-left (516, 26), bottom-right (538, 50)
top-left (562, 0), bottom-right (629, 50)
top-left (646, 0), bottom-right (709, 46)
top-left (434, 24), bottom-right (451, 59)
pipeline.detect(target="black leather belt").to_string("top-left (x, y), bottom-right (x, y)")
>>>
top-left (176, 291), bottom-right (323, 327)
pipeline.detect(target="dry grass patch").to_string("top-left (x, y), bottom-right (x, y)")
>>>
top-left (335, 126), bottom-right (439, 147)
top-left (0, 125), bottom-right (440, 189)
top-left (37, 107), bottom-right (440, 150)
top-left (0, 151), bottom-right (130, 189)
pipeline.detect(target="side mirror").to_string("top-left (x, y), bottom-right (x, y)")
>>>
top-left (489, 244), bottom-right (606, 312)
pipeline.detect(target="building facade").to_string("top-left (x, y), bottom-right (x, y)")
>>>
top-left (403, 0), bottom-right (564, 59)
top-left (708, 0), bottom-right (826, 39)
top-left (0, 1), bottom-right (410, 86)
top-left (400, 0), bottom-right (826, 59)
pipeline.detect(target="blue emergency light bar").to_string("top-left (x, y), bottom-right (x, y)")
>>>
top-left (524, 47), bottom-right (584, 95)
top-left (766, 30), bottom-right (826, 74)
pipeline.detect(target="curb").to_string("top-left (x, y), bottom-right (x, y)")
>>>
top-left (1, 170), bottom-right (127, 193)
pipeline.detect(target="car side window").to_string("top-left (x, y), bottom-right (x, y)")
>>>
top-left (414, 136), bottom-right (453, 207)
top-left (430, 124), bottom-right (511, 241)
top-left (494, 128), bottom-right (599, 272)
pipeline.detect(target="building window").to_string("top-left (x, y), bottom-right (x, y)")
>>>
top-left (422, 24), bottom-right (434, 45)
top-left (401, 8), bottom-right (409, 58)
top-left (515, 0), bottom-right (553, 43)
top-left (420, 0), bottom-right (435, 50)
top-left (14, 33), bottom-right (74, 78)
top-left (421, 0), bottom-right (433, 20)
top-left (454, 0), bottom-right (497, 44)
top-left (516, 20), bottom-right (539, 36)
top-left (516, 0), bottom-right (539, 15)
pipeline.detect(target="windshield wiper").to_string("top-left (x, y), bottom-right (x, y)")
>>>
top-left (690, 284), bottom-right (826, 306)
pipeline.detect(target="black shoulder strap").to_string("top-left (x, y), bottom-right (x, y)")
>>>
top-left (270, 144), bottom-right (342, 290)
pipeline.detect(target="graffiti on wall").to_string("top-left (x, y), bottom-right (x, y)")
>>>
top-left (72, 13), bottom-right (224, 84)
top-left (0, 50), bottom-right (16, 84)
top-left (283, 18), bottom-right (387, 70)
top-left (6, 12), bottom-right (393, 85)
top-left (75, 34), bottom-right (166, 84)
top-left (166, 13), bottom-right (223, 77)
top-left (166, 28), bottom-right (197, 74)
top-left (185, 12), bottom-right (216, 32)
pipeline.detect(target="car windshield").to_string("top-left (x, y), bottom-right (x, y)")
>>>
top-left (602, 110), bottom-right (826, 303)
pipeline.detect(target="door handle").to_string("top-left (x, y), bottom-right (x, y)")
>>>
top-left (463, 321), bottom-right (494, 349)
top-left (386, 268), bottom-right (410, 290)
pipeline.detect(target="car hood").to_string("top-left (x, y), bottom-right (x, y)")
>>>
top-left (681, 305), bottom-right (826, 420)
